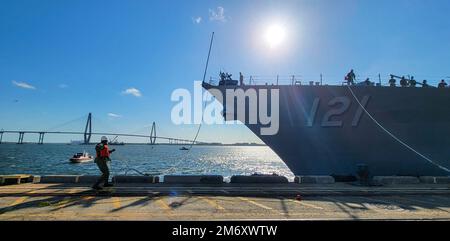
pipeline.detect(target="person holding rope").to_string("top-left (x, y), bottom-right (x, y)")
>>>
top-left (92, 136), bottom-right (115, 190)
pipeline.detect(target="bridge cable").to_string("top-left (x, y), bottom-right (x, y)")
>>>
top-left (346, 85), bottom-right (450, 173)
top-left (91, 116), bottom-right (122, 138)
top-left (44, 114), bottom-right (87, 132)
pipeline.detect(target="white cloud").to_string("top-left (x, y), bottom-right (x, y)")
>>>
top-left (59, 84), bottom-right (68, 89)
top-left (209, 6), bottom-right (227, 22)
top-left (192, 16), bottom-right (202, 24)
top-left (121, 87), bottom-right (142, 97)
top-left (107, 113), bottom-right (122, 118)
top-left (12, 80), bottom-right (36, 90)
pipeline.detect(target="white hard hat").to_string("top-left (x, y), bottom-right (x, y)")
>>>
top-left (101, 136), bottom-right (108, 142)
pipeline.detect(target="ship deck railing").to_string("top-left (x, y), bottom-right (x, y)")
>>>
top-left (208, 74), bottom-right (450, 88)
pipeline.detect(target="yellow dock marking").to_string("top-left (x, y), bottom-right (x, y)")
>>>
top-left (56, 197), bottom-right (74, 208)
top-left (238, 197), bottom-right (273, 210)
top-left (82, 196), bottom-right (95, 201)
top-left (289, 199), bottom-right (324, 210)
top-left (200, 197), bottom-right (225, 210)
top-left (112, 197), bottom-right (121, 209)
top-left (155, 198), bottom-right (171, 211)
top-left (67, 189), bottom-right (78, 194)
top-left (9, 197), bottom-right (29, 207)
top-left (5, 190), bottom-right (37, 209)
top-left (54, 188), bottom-right (84, 208)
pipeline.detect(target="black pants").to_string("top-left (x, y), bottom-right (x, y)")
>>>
top-left (94, 158), bottom-right (110, 187)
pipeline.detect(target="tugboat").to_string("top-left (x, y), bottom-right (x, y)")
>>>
top-left (69, 151), bottom-right (93, 163)
top-left (179, 146), bottom-right (189, 150)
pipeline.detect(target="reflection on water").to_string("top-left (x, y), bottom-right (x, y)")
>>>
top-left (0, 144), bottom-right (294, 181)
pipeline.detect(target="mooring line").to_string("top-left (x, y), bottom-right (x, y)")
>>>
top-left (347, 85), bottom-right (450, 173)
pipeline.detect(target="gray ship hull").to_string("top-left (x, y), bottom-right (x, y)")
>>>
top-left (203, 83), bottom-right (450, 177)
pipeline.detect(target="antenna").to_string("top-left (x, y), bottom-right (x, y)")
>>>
top-left (202, 32), bottom-right (215, 83)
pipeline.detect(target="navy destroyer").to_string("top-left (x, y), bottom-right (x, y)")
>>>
top-left (202, 74), bottom-right (450, 177)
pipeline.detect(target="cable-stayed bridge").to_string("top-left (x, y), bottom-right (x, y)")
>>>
top-left (0, 113), bottom-right (206, 145)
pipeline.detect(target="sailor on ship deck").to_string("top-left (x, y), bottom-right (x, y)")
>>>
top-left (345, 69), bottom-right (356, 85)
top-left (409, 76), bottom-right (417, 87)
top-left (363, 78), bottom-right (374, 86)
top-left (389, 75), bottom-right (396, 87)
top-left (400, 76), bottom-right (408, 87)
top-left (438, 79), bottom-right (448, 88)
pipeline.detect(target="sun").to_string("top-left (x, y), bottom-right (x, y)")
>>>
top-left (264, 24), bottom-right (286, 49)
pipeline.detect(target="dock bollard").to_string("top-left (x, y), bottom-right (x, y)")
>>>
top-left (356, 164), bottom-right (370, 186)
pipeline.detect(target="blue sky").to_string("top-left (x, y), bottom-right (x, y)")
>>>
top-left (1, 0), bottom-right (450, 143)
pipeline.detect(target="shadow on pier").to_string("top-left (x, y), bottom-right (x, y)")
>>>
top-left (1, 183), bottom-right (449, 220)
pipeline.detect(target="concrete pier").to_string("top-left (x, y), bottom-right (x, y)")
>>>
top-left (0, 181), bottom-right (449, 220)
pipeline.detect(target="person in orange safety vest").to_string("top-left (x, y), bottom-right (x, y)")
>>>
top-left (92, 136), bottom-right (115, 190)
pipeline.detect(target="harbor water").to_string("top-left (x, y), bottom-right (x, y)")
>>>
top-left (0, 144), bottom-right (294, 181)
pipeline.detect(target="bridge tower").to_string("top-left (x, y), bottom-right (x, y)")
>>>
top-left (17, 132), bottom-right (24, 144)
top-left (84, 113), bottom-right (92, 144)
top-left (0, 131), bottom-right (3, 144)
top-left (38, 132), bottom-right (45, 145)
top-left (149, 122), bottom-right (156, 145)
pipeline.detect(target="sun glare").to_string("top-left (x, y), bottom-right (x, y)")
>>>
top-left (264, 24), bottom-right (286, 49)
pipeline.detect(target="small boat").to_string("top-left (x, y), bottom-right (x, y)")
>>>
top-left (69, 140), bottom-right (83, 145)
top-left (70, 151), bottom-right (93, 163)
top-left (179, 147), bottom-right (189, 150)
top-left (109, 141), bottom-right (125, 145)
top-left (109, 135), bottom-right (125, 145)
